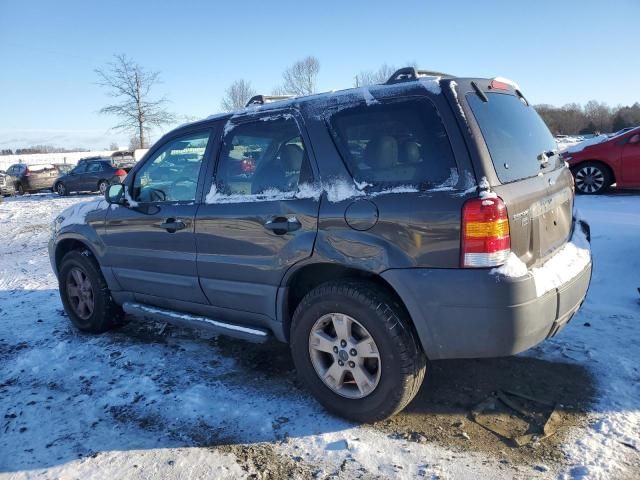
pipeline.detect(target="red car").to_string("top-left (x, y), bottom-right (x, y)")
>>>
top-left (563, 127), bottom-right (640, 194)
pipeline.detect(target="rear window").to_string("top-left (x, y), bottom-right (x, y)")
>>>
top-left (467, 92), bottom-right (557, 183)
top-left (329, 98), bottom-right (457, 188)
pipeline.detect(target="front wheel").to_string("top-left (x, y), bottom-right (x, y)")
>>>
top-left (291, 281), bottom-right (426, 423)
top-left (56, 182), bottom-right (68, 196)
top-left (573, 162), bottom-right (611, 194)
top-left (58, 250), bottom-right (124, 333)
top-left (98, 180), bottom-right (109, 195)
top-left (16, 183), bottom-right (24, 195)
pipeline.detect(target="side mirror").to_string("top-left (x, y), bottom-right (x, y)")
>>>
top-left (106, 183), bottom-right (124, 204)
top-left (628, 134), bottom-right (640, 145)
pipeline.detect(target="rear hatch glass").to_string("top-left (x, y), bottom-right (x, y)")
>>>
top-left (467, 92), bottom-right (559, 183)
top-left (466, 91), bottom-right (574, 266)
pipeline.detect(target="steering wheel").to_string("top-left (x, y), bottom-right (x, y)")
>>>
top-left (147, 188), bottom-right (167, 202)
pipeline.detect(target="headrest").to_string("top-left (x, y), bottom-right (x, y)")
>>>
top-left (364, 135), bottom-right (398, 169)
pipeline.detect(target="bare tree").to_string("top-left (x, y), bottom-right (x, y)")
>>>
top-left (277, 56), bottom-right (320, 96)
top-left (584, 100), bottom-right (612, 133)
top-left (220, 79), bottom-right (256, 112)
top-left (354, 63), bottom-right (396, 87)
top-left (109, 142), bottom-right (119, 151)
top-left (96, 54), bottom-right (175, 149)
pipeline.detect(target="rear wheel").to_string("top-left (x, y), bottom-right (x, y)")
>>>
top-left (58, 250), bottom-right (124, 333)
top-left (98, 180), bottom-right (109, 194)
top-left (573, 162), bottom-right (611, 194)
top-left (290, 280), bottom-right (426, 423)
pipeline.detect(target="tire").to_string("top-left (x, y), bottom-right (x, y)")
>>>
top-left (573, 162), bottom-right (612, 195)
top-left (58, 250), bottom-right (124, 333)
top-left (290, 280), bottom-right (426, 423)
top-left (98, 180), bottom-right (109, 195)
top-left (16, 183), bottom-right (24, 195)
top-left (55, 182), bottom-right (68, 196)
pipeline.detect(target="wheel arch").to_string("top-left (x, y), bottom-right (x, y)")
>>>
top-left (55, 237), bottom-right (98, 272)
top-left (572, 159), bottom-right (616, 184)
top-left (278, 262), bottom-right (425, 354)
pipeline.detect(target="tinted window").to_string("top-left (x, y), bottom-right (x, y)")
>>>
top-left (72, 164), bottom-right (88, 174)
top-left (87, 162), bottom-right (104, 173)
top-left (132, 131), bottom-right (210, 202)
top-left (216, 116), bottom-right (312, 195)
top-left (467, 92), bottom-right (558, 183)
top-left (329, 99), bottom-right (457, 188)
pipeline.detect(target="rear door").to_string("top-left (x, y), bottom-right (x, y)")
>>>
top-left (461, 81), bottom-right (574, 266)
top-left (620, 132), bottom-right (640, 185)
top-left (195, 111), bottom-right (320, 323)
top-left (101, 128), bottom-right (215, 305)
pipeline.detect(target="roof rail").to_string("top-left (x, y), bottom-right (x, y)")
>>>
top-left (385, 67), bottom-right (454, 85)
top-left (245, 95), bottom-right (294, 107)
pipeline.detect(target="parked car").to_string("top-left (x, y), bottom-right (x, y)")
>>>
top-left (6, 163), bottom-right (59, 194)
top-left (0, 169), bottom-right (16, 196)
top-left (49, 68), bottom-right (592, 422)
top-left (53, 158), bottom-right (129, 196)
top-left (563, 126), bottom-right (640, 194)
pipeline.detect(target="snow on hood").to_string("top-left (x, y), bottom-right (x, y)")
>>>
top-left (55, 199), bottom-right (108, 230)
top-left (564, 134), bottom-right (609, 154)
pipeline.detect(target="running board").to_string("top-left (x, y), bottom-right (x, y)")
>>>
top-left (122, 302), bottom-right (270, 343)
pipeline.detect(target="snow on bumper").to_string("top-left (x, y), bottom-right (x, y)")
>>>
top-left (492, 218), bottom-right (591, 297)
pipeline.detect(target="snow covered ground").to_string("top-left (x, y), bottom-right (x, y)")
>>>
top-left (0, 192), bottom-right (638, 479)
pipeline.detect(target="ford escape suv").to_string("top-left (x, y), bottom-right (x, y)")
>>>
top-left (49, 68), bottom-right (592, 422)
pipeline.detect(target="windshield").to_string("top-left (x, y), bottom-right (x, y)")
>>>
top-left (467, 92), bottom-right (558, 183)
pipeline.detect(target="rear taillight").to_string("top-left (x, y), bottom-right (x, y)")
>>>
top-left (114, 169), bottom-right (127, 177)
top-left (461, 196), bottom-right (511, 268)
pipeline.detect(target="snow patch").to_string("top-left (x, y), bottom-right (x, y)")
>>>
top-left (564, 134), bottom-right (609, 154)
top-left (449, 81), bottom-right (467, 121)
top-left (430, 168), bottom-right (459, 192)
top-left (491, 252), bottom-right (528, 278)
top-left (205, 183), bottom-right (322, 204)
top-left (418, 77), bottom-right (441, 95)
top-left (123, 185), bottom-right (139, 207)
top-left (361, 88), bottom-right (379, 106)
top-left (491, 217), bottom-right (591, 298)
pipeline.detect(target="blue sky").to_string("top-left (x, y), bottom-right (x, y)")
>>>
top-left (0, 0), bottom-right (638, 150)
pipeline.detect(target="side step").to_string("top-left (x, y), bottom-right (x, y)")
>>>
top-left (122, 302), bottom-right (270, 343)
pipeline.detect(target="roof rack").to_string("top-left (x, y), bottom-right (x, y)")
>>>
top-left (245, 95), bottom-right (293, 107)
top-left (385, 67), bottom-right (454, 85)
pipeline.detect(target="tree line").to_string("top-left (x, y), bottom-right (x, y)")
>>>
top-left (535, 101), bottom-right (640, 136)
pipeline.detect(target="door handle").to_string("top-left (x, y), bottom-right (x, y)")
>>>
top-left (264, 216), bottom-right (301, 235)
top-left (158, 218), bottom-right (187, 233)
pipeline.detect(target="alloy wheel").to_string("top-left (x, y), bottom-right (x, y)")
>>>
top-left (308, 313), bottom-right (382, 399)
top-left (66, 267), bottom-right (95, 320)
top-left (575, 166), bottom-right (605, 193)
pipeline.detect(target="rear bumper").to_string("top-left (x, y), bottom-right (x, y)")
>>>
top-left (382, 220), bottom-right (592, 360)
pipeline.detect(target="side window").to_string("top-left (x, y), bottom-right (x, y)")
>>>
top-left (87, 162), bottom-right (103, 173)
top-left (72, 164), bottom-right (87, 174)
top-left (329, 98), bottom-right (457, 188)
top-left (132, 131), bottom-right (210, 202)
top-left (215, 116), bottom-right (312, 196)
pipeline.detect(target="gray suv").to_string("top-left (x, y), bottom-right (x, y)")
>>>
top-left (49, 68), bottom-right (592, 422)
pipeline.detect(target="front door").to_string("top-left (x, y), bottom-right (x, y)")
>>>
top-left (66, 163), bottom-right (88, 191)
top-left (620, 133), bottom-right (640, 185)
top-left (195, 112), bottom-right (320, 323)
top-left (102, 128), bottom-right (215, 305)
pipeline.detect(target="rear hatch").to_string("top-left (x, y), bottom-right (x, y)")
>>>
top-left (28, 164), bottom-right (59, 186)
top-left (458, 79), bottom-right (574, 267)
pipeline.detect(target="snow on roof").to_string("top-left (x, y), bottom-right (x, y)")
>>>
top-left (493, 76), bottom-right (521, 90)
